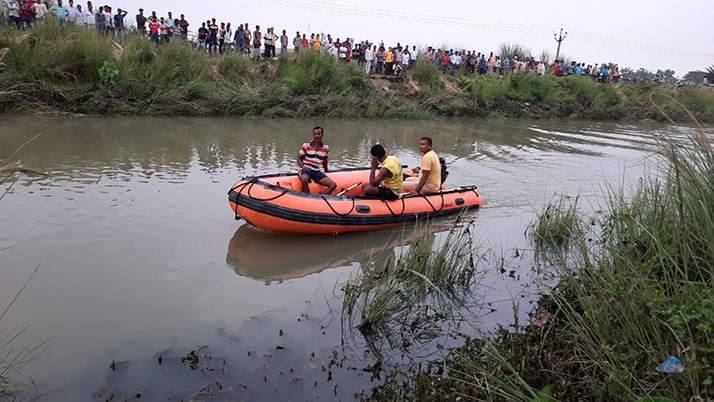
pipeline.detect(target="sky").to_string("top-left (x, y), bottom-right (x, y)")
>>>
top-left (112, 0), bottom-right (712, 76)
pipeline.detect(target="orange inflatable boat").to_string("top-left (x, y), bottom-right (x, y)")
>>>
top-left (227, 167), bottom-right (482, 234)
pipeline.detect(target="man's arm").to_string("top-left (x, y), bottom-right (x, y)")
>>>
top-left (411, 169), bottom-right (430, 194)
top-left (322, 157), bottom-right (329, 173)
top-left (369, 160), bottom-right (392, 186)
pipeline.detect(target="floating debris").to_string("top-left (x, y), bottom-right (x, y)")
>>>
top-left (531, 312), bottom-right (551, 328)
top-left (656, 355), bottom-right (685, 373)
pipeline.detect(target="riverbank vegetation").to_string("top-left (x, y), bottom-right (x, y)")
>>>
top-left (1, 22), bottom-right (713, 122)
top-left (358, 127), bottom-right (714, 401)
top-left (341, 219), bottom-right (484, 361)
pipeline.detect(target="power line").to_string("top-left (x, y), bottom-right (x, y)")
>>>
top-left (249, 0), bottom-right (713, 60)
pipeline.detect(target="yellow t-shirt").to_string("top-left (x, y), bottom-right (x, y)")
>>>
top-left (311, 38), bottom-right (321, 51)
top-left (419, 150), bottom-right (441, 191)
top-left (381, 155), bottom-right (403, 194)
top-left (385, 51), bottom-right (393, 63)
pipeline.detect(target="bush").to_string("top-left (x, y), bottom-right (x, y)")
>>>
top-left (273, 51), bottom-right (368, 95)
top-left (558, 75), bottom-right (621, 107)
top-left (217, 53), bottom-right (253, 79)
top-left (410, 59), bottom-right (441, 88)
top-left (2, 20), bottom-right (112, 82)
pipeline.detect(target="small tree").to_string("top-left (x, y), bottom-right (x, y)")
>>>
top-left (538, 49), bottom-right (552, 65)
top-left (683, 70), bottom-right (707, 84)
top-left (498, 42), bottom-right (531, 62)
top-left (706, 65), bottom-right (714, 82)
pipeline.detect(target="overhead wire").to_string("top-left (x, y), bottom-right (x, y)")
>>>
top-left (251, 0), bottom-right (713, 60)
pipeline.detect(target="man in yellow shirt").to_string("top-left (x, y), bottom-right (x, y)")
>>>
top-left (405, 136), bottom-right (441, 194)
top-left (385, 47), bottom-right (394, 75)
top-left (311, 33), bottom-right (321, 52)
top-left (361, 144), bottom-right (403, 200)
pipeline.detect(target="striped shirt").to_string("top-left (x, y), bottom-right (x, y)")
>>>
top-left (299, 141), bottom-right (329, 172)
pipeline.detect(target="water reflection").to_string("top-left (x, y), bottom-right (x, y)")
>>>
top-left (226, 223), bottom-right (445, 283)
top-left (1, 117), bottom-right (681, 191)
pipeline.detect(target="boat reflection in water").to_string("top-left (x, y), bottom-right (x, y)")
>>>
top-left (226, 222), bottom-right (451, 282)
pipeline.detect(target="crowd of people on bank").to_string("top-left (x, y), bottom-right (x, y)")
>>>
top-left (2, 1), bottom-right (624, 81)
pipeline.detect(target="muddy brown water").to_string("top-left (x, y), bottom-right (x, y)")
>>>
top-left (0, 117), bottom-right (700, 401)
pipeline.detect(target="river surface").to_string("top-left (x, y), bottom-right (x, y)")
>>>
top-left (0, 117), bottom-right (699, 401)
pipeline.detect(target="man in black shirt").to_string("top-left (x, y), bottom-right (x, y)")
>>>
top-left (135, 8), bottom-right (147, 35)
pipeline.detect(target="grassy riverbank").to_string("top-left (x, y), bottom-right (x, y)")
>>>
top-left (361, 128), bottom-right (714, 401)
top-left (1, 22), bottom-right (713, 122)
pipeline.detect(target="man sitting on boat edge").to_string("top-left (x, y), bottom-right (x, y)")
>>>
top-left (404, 136), bottom-right (441, 195)
top-left (360, 144), bottom-right (403, 201)
top-left (297, 126), bottom-right (337, 195)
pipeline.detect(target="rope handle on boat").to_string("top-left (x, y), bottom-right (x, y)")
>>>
top-left (229, 178), bottom-right (290, 221)
top-left (321, 195), bottom-right (356, 216)
top-left (381, 196), bottom-right (406, 216)
top-left (411, 192), bottom-right (446, 213)
top-left (246, 180), bottom-right (289, 201)
top-left (229, 181), bottom-right (251, 220)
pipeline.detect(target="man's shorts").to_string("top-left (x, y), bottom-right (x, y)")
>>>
top-left (299, 169), bottom-right (327, 183)
top-left (377, 186), bottom-right (399, 201)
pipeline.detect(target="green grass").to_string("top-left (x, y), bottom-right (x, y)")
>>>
top-left (526, 195), bottom-right (583, 250)
top-left (273, 50), bottom-right (369, 96)
top-left (409, 59), bottom-right (441, 89)
top-left (341, 218), bottom-right (483, 358)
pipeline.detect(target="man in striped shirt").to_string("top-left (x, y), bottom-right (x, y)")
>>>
top-left (297, 126), bottom-right (337, 194)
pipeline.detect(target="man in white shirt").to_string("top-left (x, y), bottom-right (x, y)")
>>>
top-left (292, 31), bottom-right (300, 52)
top-left (225, 22), bottom-right (234, 52)
top-left (84, 1), bottom-right (94, 26)
top-left (32, 0), bottom-right (48, 21)
top-left (66, 0), bottom-right (78, 24)
top-left (410, 45), bottom-right (418, 68)
top-left (364, 44), bottom-right (374, 74)
top-left (5, 0), bottom-right (20, 27)
top-left (102, 5), bottom-right (112, 32)
top-left (321, 34), bottom-right (333, 54)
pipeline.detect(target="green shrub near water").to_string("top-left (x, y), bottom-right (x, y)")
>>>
top-left (273, 50), bottom-right (369, 96)
top-left (2, 21), bottom-right (111, 82)
top-left (217, 52), bottom-right (254, 80)
top-left (507, 72), bottom-right (562, 102)
top-left (676, 86), bottom-right (714, 115)
top-left (557, 75), bottom-right (621, 107)
top-left (461, 73), bottom-right (623, 108)
top-left (117, 41), bottom-right (211, 98)
top-left (410, 59), bottom-right (441, 89)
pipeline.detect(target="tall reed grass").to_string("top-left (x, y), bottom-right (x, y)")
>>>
top-left (342, 219), bottom-right (484, 360)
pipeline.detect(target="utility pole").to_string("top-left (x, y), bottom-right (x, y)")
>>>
top-left (553, 28), bottom-right (567, 62)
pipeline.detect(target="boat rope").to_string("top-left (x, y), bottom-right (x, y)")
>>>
top-left (321, 195), bottom-right (356, 216)
top-left (417, 192), bottom-right (446, 212)
top-left (229, 181), bottom-right (252, 220)
top-left (246, 180), bottom-right (289, 201)
top-left (382, 197), bottom-right (407, 216)
top-left (228, 178), bottom-right (289, 221)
